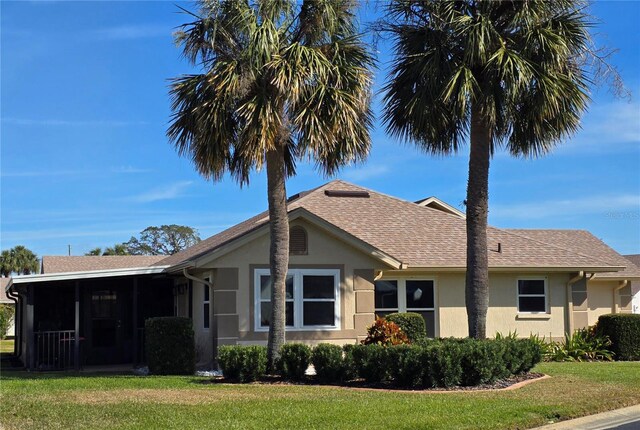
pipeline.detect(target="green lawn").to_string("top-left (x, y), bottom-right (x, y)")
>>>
top-left (1, 362), bottom-right (639, 430)
top-left (0, 338), bottom-right (14, 354)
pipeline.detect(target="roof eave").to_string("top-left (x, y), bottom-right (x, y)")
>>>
top-left (8, 266), bottom-right (170, 285)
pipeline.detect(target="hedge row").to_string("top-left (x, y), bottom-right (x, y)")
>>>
top-left (217, 338), bottom-right (542, 388)
top-left (596, 314), bottom-right (640, 361)
top-left (145, 317), bottom-right (196, 375)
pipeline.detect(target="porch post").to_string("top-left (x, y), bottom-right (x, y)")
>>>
top-left (210, 283), bottom-right (218, 367)
top-left (74, 281), bottom-right (80, 371)
top-left (26, 285), bottom-right (35, 370)
top-left (132, 277), bottom-right (138, 365)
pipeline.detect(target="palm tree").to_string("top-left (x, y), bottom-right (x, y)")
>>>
top-left (86, 248), bottom-right (103, 256)
top-left (0, 250), bottom-right (14, 277)
top-left (382, 1), bottom-right (591, 338)
top-left (7, 246), bottom-right (39, 275)
top-left (168, 0), bottom-right (373, 369)
top-left (103, 244), bottom-right (129, 256)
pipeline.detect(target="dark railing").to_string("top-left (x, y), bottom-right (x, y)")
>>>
top-left (34, 330), bottom-right (77, 370)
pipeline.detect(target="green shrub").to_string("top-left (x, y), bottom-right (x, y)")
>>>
top-left (217, 345), bottom-right (244, 380)
top-left (145, 317), bottom-right (195, 375)
top-left (311, 344), bottom-right (344, 384)
top-left (341, 344), bottom-right (358, 382)
top-left (278, 343), bottom-right (311, 381)
top-left (422, 340), bottom-right (462, 388)
top-left (596, 314), bottom-right (640, 361)
top-left (218, 345), bottom-right (267, 382)
top-left (362, 317), bottom-right (409, 346)
top-left (0, 304), bottom-right (15, 340)
top-left (458, 339), bottom-right (507, 386)
top-left (545, 328), bottom-right (613, 362)
top-left (387, 344), bottom-right (424, 388)
top-left (351, 344), bottom-right (389, 383)
top-left (385, 313), bottom-right (426, 343)
top-left (516, 339), bottom-right (543, 373)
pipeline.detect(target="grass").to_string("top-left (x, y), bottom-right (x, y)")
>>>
top-left (0, 338), bottom-right (14, 354)
top-left (1, 362), bottom-right (639, 430)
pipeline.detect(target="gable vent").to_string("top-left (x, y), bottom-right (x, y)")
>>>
top-left (324, 190), bottom-right (370, 198)
top-left (290, 226), bottom-right (308, 255)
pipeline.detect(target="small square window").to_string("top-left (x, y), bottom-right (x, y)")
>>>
top-left (517, 279), bottom-right (546, 313)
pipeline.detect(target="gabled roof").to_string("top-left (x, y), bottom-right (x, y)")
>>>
top-left (157, 180), bottom-right (628, 273)
top-left (414, 196), bottom-right (466, 218)
top-left (42, 256), bottom-right (165, 274)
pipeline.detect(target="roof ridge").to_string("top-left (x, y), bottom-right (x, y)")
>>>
top-left (495, 228), bottom-right (624, 268)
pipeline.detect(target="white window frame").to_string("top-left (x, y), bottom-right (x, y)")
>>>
top-left (254, 268), bottom-right (341, 331)
top-left (374, 277), bottom-right (438, 336)
top-left (516, 277), bottom-right (548, 314)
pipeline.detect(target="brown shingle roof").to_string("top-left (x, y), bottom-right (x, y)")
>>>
top-left (157, 180), bottom-right (626, 272)
top-left (506, 230), bottom-right (640, 278)
top-left (625, 254), bottom-right (640, 268)
top-left (42, 256), bottom-right (166, 274)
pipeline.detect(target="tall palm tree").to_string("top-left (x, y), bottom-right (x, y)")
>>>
top-left (0, 250), bottom-right (15, 277)
top-left (168, 0), bottom-right (373, 369)
top-left (103, 244), bottom-right (129, 256)
top-left (382, 1), bottom-right (591, 338)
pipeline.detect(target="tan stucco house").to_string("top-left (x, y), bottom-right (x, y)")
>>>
top-left (6, 180), bottom-right (640, 370)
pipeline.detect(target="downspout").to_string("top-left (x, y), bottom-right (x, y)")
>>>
top-left (566, 271), bottom-right (584, 335)
top-left (6, 289), bottom-right (20, 357)
top-left (613, 280), bottom-right (629, 314)
top-left (182, 269), bottom-right (217, 368)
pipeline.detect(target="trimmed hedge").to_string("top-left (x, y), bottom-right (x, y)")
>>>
top-left (311, 344), bottom-right (344, 384)
top-left (385, 313), bottom-right (427, 343)
top-left (596, 314), bottom-right (640, 361)
top-left (217, 338), bottom-right (542, 389)
top-left (145, 317), bottom-right (195, 375)
top-left (278, 343), bottom-right (312, 380)
top-left (218, 345), bottom-right (267, 382)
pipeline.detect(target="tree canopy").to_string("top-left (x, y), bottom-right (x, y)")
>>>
top-left (0, 246), bottom-right (39, 277)
top-left (125, 225), bottom-right (201, 255)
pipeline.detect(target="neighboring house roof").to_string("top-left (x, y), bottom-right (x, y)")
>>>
top-left (0, 278), bottom-right (13, 303)
top-left (42, 256), bottom-right (166, 274)
top-left (507, 230), bottom-right (640, 279)
top-left (156, 180), bottom-right (627, 273)
top-left (624, 254), bottom-right (640, 268)
top-left (414, 196), bottom-right (466, 218)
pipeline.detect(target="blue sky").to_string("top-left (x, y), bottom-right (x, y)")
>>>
top-left (1, 1), bottom-right (639, 258)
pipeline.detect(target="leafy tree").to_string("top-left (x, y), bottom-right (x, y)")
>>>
top-left (382, 1), bottom-right (612, 338)
top-left (125, 225), bottom-right (201, 255)
top-left (0, 246), bottom-right (39, 276)
top-left (168, 0), bottom-right (373, 369)
top-left (0, 304), bottom-right (15, 340)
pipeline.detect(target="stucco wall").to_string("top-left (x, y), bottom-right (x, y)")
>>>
top-left (428, 272), bottom-right (570, 339)
top-left (199, 219), bottom-right (383, 349)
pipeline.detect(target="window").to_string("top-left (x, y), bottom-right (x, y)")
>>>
top-left (517, 279), bottom-right (547, 313)
top-left (374, 279), bottom-right (436, 337)
top-left (255, 268), bottom-right (340, 330)
top-left (203, 279), bottom-right (210, 329)
top-left (290, 226), bottom-right (308, 255)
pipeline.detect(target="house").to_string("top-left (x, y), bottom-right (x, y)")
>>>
top-left (1, 277), bottom-right (16, 338)
top-left (6, 180), bottom-right (639, 370)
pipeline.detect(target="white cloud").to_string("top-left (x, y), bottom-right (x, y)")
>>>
top-left (491, 194), bottom-right (640, 220)
top-left (129, 181), bottom-right (194, 203)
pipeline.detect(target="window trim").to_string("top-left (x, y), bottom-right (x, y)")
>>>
top-left (374, 277), bottom-right (438, 336)
top-left (516, 277), bottom-right (548, 314)
top-left (254, 268), bottom-right (341, 332)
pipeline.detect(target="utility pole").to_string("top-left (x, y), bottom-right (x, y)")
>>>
top-left (67, 245), bottom-right (71, 256)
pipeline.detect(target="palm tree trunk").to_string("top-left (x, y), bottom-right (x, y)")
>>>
top-left (266, 145), bottom-right (290, 372)
top-left (465, 105), bottom-right (491, 339)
